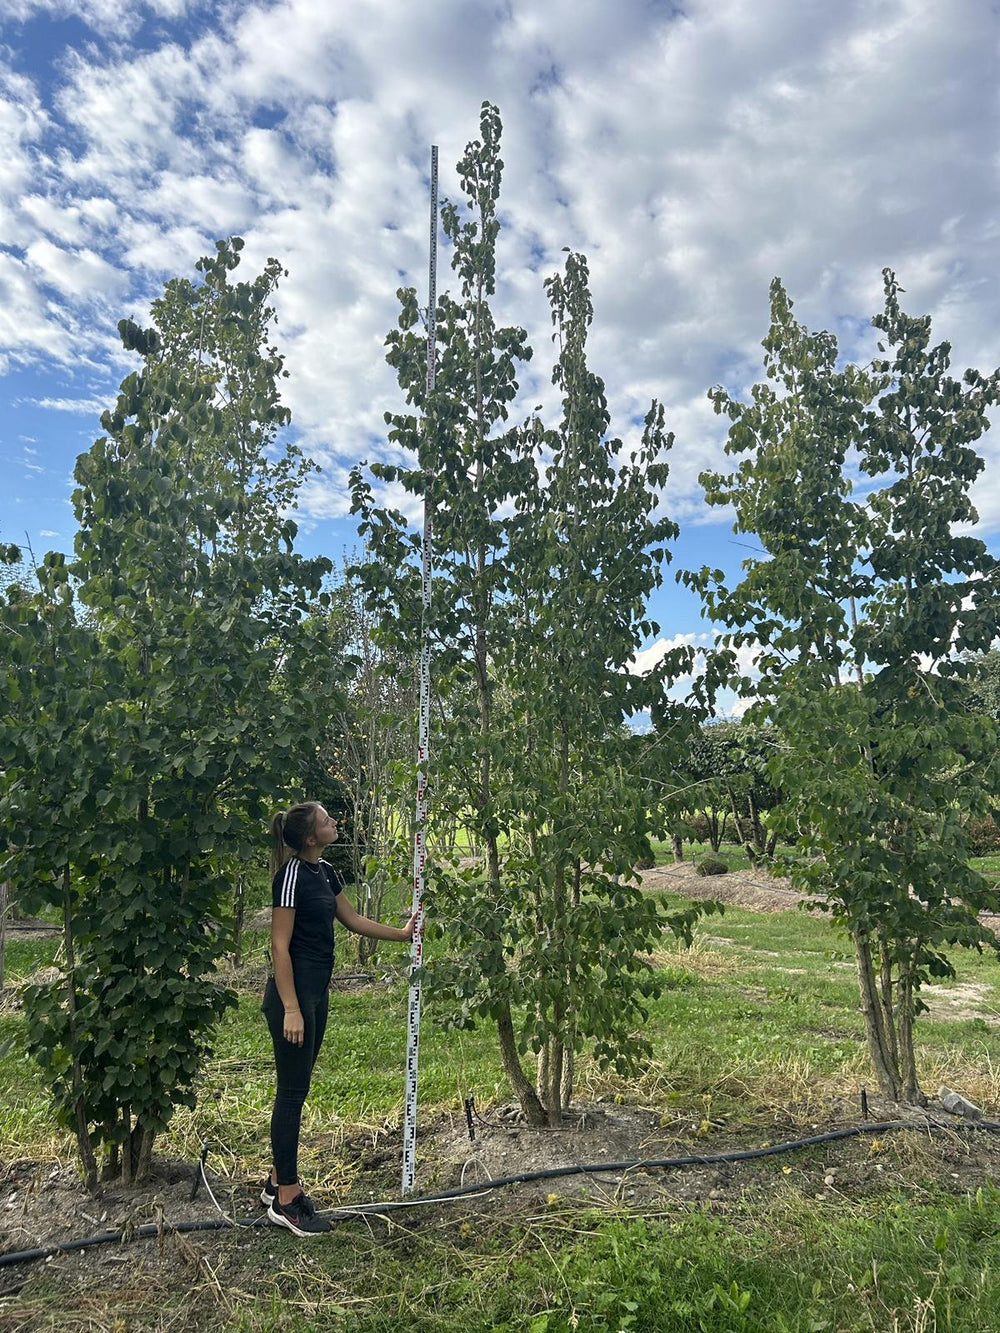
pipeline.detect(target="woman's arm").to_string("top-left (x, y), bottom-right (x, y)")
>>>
top-left (335, 893), bottom-right (416, 941)
top-left (270, 907), bottom-right (304, 1045)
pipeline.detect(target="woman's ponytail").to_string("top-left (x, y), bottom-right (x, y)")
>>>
top-left (269, 812), bottom-right (288, 879)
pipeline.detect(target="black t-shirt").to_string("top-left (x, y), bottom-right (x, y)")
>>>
top-left (271, 858), bottom-right (342, 969)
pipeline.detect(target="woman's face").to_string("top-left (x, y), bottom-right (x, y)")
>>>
top-left (309, 805), bottom-right (339, 849)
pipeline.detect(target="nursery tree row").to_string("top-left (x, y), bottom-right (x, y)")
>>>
top-left (3, 101), bottom-right (1000, 1187)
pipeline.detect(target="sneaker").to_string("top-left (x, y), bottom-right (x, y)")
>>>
top-left (260, 1176), bottom-right (304, 1207)
top-left (267, 1192), bottom-right (332, 1236)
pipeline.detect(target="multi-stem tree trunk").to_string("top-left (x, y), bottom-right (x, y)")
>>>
top-left (852, 928), bottom-right (927, 1104)
top-left (475, 554), bottom-right (546, 1124)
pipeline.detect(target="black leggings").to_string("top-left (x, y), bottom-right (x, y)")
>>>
top-left (262, 972), bottom-right (330, 1186)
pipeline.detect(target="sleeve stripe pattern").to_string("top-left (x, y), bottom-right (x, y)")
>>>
top-left (279, 858), bottom-right (299, 908)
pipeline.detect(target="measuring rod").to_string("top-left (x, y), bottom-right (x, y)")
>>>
top-left (402, 144), bottom-right (438, 1196)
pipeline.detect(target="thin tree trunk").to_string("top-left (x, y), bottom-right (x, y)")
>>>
top-left (853, 930), bottom-right (903, 1101)
top-left (120, 1105), bottom-right (133, 1185)
top-left (62, 867), bottom-right (98, 1193)
top-left (560, 1032), bottom-right (575, 1111)
top-left (728, 789), bottom-right (750, 850)
top-left (232, 872), bottom-right (245, 968)
top-left (878, 934), bottom-right (900, 1074)
top-left (497, 1001), bottom-right (546, 1125)
top-left (0, 881), bottom-right (7, 991)
top-left (671, 833), bottom-right (684, 863)
top-left (543, 721), bottom-right (571, 1127)
top-left (536, 1039), bottom-right (549, 1098)
top-left (898, 962), bottom-right (925, 1106)
top-left (546, 1036), bottom-right (564, 1127)
top-left (709, 814), bottom-right (723, 855)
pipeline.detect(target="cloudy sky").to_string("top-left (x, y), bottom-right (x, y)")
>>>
top-left (1, 0), bottom-right (998, 675)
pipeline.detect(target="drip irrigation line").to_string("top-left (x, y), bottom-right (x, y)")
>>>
top-left (5, 1116), bottom-right (1000, 1271)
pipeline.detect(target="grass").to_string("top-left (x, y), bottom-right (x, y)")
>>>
top-left (7, 870), bottom-right (1000, 1330)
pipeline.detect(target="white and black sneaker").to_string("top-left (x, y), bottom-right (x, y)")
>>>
top-left (260, 1176), bottom-right (306, 1207)
top-left (267, 1191), bottom-right (332, 1236)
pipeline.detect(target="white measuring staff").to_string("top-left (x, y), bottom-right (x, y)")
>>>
top-left (402, 144), bottom-right (438, 1196)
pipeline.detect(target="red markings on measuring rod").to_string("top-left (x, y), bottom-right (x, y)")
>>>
top-left (402, 144), bottom-right (438, 1198)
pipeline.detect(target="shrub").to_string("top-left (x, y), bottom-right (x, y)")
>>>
top-left (965, 815), bottom-right (1000, 857)
top-left (696, 859), bottom-right (729, 876)
top-left (686, 813), bottom-right (712, 842)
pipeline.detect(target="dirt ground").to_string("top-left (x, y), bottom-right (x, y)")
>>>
top-left (6, 1087), bottom-right (1000, 1291)
top-left (638, 859), bottom-right (807, 911)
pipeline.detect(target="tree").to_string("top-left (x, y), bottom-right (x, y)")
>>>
top-left (685, 272), bottom-right (1000, 1104)
top-left (354, 104), bottom-right (713, 1126)
top-left (328, 567), bottom-right (418, 963)
top-left (961, 649), bottom-right (1000, 720)
top-left (0, 239), bottom-right (345, 1183)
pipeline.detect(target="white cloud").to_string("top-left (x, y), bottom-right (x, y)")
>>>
top-left (628, 632), bottom-right (708, 678)
top-left (31, 396), bottom-right (107, 414)
top-left (0, 0), bottom-right (996, 548)
top-left (24, 239), bottom-right (126, 301)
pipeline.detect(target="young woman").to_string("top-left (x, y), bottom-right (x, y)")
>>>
top-left (261, 800), bottom-right (415, 1236)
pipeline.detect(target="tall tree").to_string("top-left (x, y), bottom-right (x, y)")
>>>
top-left (354, 105), bottom-right (711, 1125)
top-left (0, 240), bottom-right (344, 1183)
top-left (686, 272), bottom-right (1000, 1104)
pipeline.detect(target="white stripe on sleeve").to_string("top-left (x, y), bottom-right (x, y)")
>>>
top-left (280, 858), bottom-right (299, 908)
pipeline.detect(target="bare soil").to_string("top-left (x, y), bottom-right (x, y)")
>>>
top-left (639, 859), bottom-right (807, 911)
top-left (6, 1089), bottom-right (1000, 1286)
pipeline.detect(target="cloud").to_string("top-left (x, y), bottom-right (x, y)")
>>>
top-left (628, 632), bottom-right (708, 678)
top-left (30, 395), bottom-right (107, 413)
top-left (0, 0), bottom-right (996, 546)
top-left (25, 238), bottom-right (126, 300)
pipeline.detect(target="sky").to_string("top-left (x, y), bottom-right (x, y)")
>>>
top-left (1, 0), bottom-right (998, 695)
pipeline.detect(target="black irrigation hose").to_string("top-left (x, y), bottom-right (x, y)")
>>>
top-left (5, 1116), bottom-right (1000, 1271)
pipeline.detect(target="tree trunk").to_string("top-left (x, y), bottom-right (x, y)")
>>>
top-left (877, 934), bottom-right (900, 1074)
top-left (62, 867), bottom-right (98, 1193)
top-left (536, 1038), bottom-right (549, 1099)
top-left (232, 872), bottom-right (245, 968)
top-left (708, 814), bottom-right (723, 855)
top-left (853, 930), bottom-right (903, 1101)
top-left (671, 833), bottom-right (684, 863)
top-left (728, 789), bottom-right (750, 851)
top-left (560, 1034), bottom-right (575, 1112)
top-left (132, 1122), bottom-right (156, 1183)
top-left (497, 1001), bottom-right (546, 1125)
top-left (0, 881), bottom-right (7, 991)
top-left (120, 1105), bottom-right (133, 1185)
top-left (898, 963), bottom-right (925, 1106)
top-left (545, 1036), bottom-right (565, 1127)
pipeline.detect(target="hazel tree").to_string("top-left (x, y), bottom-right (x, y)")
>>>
top-left (686, 273), bottom-right (1000, 1104)
top-left (0, 240), bottom-right (344, 1183)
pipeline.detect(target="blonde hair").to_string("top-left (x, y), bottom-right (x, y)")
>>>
top-left (269, 802), bottom-right (320, 878)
